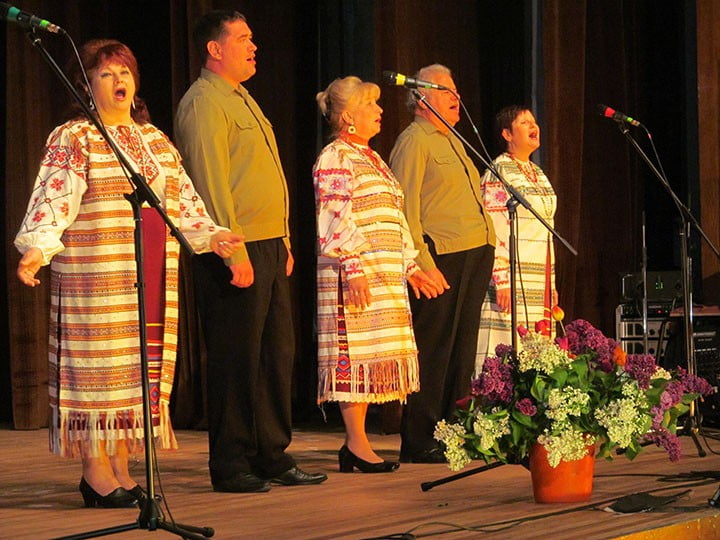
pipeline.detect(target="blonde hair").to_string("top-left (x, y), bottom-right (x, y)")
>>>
top-left (316, 76), bottom-right (380, 137)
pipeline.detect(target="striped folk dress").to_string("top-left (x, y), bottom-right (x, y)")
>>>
top-left (476, 153), bottom-right (557, 374)
top-left (313, 138), bottom-right (420, 404)
top-left (14, 120), bottom-right (221, 458)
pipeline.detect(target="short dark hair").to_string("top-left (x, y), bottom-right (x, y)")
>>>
top-left (193, 10), bottom-right (247, 65)
top-left (495, 105), bottom-right (531, 152)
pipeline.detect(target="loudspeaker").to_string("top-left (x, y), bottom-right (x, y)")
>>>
top-left (662, 313), bottom-right (720, 423)
top-left (621, 271), bottom-right (682, 303)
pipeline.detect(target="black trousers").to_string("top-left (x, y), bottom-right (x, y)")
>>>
top-left (401, 240), bottom-right (495, 455)
top-left (193, 238), bottom-right (296, 482)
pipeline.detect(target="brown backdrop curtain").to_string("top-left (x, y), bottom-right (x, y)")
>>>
top-left (4, 1), bottom-right (718, 430)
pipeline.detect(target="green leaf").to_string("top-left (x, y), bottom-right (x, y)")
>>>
top-left (511, 408), bottom-right (533, 427)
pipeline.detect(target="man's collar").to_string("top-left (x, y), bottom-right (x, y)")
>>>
top-left (415, 115), bottom-right (448, 136)
top-left (200, 68), bottom-right (245, 96)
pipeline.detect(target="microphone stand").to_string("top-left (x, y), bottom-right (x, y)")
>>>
top-left (613, 121), bottom-right (720, 460)
top-left (410, 89), bottom-right (576, 489)
top-left (24, 30), bottom-right (214, 540)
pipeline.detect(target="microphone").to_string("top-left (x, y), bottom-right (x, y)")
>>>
top-left (382, 70), bottom-right (448, 90)
top-left (597, 103), bottom-right (642, 127)
top-left (1, 2), bottom-right (64, 34)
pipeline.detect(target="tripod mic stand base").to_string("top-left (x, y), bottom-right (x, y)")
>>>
top-left (52, 497), bottom-right (215, 540)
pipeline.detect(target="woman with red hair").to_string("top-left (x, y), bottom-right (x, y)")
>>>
top-left (14, 40), bottom-right (241, 508)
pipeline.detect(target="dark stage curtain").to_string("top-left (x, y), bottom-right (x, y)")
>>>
top-left (2, 1), bottom-right (715, 429)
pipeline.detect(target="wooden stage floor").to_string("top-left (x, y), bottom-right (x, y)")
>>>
top-left (3, 425), bottom-right (720, 539)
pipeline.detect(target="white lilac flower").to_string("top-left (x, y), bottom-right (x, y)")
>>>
top-left (538, 427), bottom-right (595, 467)
top-left (620, 380), bottom-right (642, 399)
top-left (517, 331), bottom-right (573, 375)
top-left (444, 444), bottom-right (472, 471)
top-left (546, 387), bottom-right (590, 422)
top-left (434, 420), bottom-right (472, 471)
top-left (472, 410), bottom-right (510, 451)
top-left (595, 397), bottom-right (647, 448)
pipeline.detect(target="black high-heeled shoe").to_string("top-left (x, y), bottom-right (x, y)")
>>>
top-left (79, 477), bottom-right (138, 508)
top-left (128, 485), bottom-right (147, 503)
top-left (338, 445), bottom-right (400, 473)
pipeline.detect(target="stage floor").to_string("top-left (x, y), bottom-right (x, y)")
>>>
top-left (2, 426), bottom-right (720, 539)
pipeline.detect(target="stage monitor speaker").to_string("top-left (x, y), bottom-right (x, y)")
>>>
top-left (662, 312), bottom-right (720, 424)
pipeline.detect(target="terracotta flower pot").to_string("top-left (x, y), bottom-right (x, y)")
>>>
top-left (529, 442), bottom-right (595, 503)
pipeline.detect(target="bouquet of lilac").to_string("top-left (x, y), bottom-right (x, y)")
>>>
top-left (434, 310), bottom-right (714, 471)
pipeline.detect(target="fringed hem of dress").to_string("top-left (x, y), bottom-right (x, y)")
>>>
top-left (50, 400), bottom-right (178, 458)
top-left (317, 355), bottom-right (420, 405)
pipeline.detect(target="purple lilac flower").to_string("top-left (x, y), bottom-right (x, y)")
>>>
top-left (473, 356), bottom-right (513, 403)
top-left (677, 367), bottom-right (715, 396)
top-left (662, 381), bottom-right (685, 407)
top-left (495, 343), bottom-right (513, 359)
top-left (516, 398), bottom-right (537, 417)
top-left (565, 319), bottom-right (619, 366)
top-left (624, 354), bottom-right (658, 389)
top-left (644, 428), bottom-right (682, 462)
top-left (649, 405), bottom-right (664, 428)
top-left (650, 381), bottom-right (687, 429)
top-left (597, 357), bottom-right (614, 373)
top-left (470, 377), bottom-right (483, 397)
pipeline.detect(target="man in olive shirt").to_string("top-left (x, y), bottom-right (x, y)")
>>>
top-left (390, 64), bottom-right (496, 463)
top-left (174, 10), bottom-right (326, 492)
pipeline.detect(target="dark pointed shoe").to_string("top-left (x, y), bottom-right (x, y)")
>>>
top-left (213, 472), bottom-right (271, 493)
top-left (399, 447), bottom-right (446, 464)
top-left (79, 477), bottom-right (138, 508)
top-left (338, 445), bottom-right (400, 473)
top-left (270, 466), bottom-right (328, 485)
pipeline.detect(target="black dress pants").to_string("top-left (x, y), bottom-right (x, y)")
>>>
top-left (401, 240), bottom-right (495, 455)
top-left (193, 238), bottom-right (296, 483)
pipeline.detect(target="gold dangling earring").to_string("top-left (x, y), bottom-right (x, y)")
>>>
top-left (348, 124), bottom-right (356, 134)
top-left (131, 98), bottom-right (137, 111)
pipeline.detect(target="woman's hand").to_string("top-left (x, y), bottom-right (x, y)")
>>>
top-left (210, 231), bottom-right (244, 259)
top-left (17, 247), bottom-right (43, 287)
top-left (347, 275), bottom-right (372, 310)
top-left (408, 269), bottom-right (446, 299)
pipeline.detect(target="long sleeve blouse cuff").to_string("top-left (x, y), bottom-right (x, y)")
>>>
top-left (14, 236), bottom-right (62, 266)
top-left (339, 254), bottom-right (364, 278)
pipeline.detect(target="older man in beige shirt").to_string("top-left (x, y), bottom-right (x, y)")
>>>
top-left (390, 63), bottom-right (496, 463)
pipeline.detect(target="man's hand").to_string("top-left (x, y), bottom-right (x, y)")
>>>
top-left (408, 269), bottom-right (446, 299)
top-left (230, 260), bottom-right (254, 288)
top-left (286, 248), bottom-right (294, 277)
top-left (425, 267), bottom-right (451, 292)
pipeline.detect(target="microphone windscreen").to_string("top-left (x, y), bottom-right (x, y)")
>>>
top-left (382, 71), bottom-right (397, 85)
top-left (597, 103), bottom-right (614, 118)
